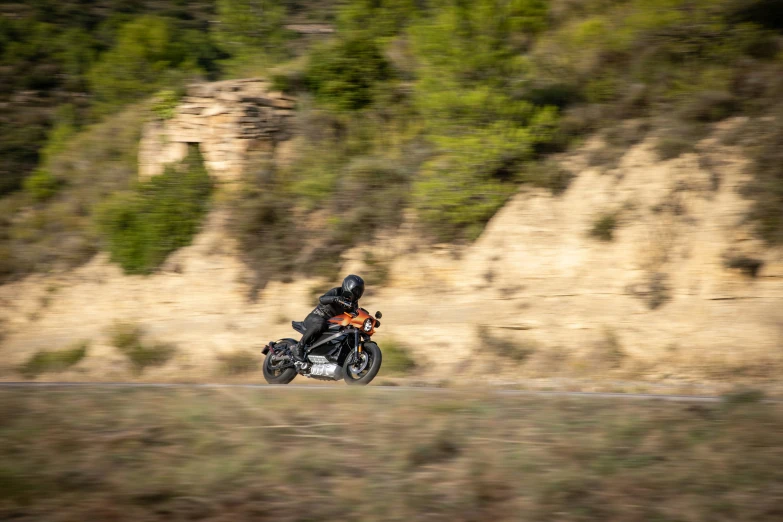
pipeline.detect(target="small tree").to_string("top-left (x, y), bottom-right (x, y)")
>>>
top-left (305, 35), bottom-right (393, 111)
top-left (96, 148), bottom-right (212, 274)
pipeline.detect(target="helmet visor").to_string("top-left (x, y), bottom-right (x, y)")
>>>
top-left (342, 286), bottom-right (364, 300)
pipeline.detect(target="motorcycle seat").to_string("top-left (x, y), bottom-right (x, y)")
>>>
top-left (291, 321), bottom-right (306, 334)
top-left (292, 320), bottom-right (342, 335)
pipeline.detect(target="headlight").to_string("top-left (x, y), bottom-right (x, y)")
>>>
top-left (363, 318), bottom-right (373, 332)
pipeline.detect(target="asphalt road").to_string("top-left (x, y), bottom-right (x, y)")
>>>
top-left (0, 381), bottom-right (757, 402)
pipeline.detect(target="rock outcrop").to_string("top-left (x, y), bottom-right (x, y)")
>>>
top-left (139, 79), bottom-right (295, 183)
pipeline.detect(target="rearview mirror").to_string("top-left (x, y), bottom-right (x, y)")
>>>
top-left (375, 311), bottom-right (382, 319)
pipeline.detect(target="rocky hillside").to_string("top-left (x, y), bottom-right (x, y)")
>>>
top-left (1, 114), bottom-right (781, 392)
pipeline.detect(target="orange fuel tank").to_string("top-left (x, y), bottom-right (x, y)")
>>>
top-left (328, 308), bottom-right (377, 336)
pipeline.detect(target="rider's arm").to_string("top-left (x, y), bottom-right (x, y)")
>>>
top-left (318, 287), bottom-right (341, 305)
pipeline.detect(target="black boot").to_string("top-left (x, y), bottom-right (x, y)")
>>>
top-left (292, 342), bottom-right (306, 362)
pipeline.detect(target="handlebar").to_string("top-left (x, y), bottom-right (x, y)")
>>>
top-left (338, 299), bottom-right (359, 316)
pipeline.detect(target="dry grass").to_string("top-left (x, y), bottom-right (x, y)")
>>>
top-left (0, 387), bottom-right (782, 521)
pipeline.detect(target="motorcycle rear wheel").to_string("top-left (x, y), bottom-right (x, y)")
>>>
top-left (343, 342), bottom-right (382, 386)
top-left (262, 350), bottom-right (297, 384)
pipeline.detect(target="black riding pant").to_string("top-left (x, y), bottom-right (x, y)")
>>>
top-left (299, 312), bottom-right (328, 349)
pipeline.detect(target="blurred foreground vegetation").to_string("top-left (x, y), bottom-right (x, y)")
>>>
top-left (1, 387), bottom-right (782, 521)
top-left (1, 0), bottom-right (782, 285)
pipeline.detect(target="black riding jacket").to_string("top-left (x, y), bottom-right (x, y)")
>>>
top-left (312, 287), bottom-right (358, 318)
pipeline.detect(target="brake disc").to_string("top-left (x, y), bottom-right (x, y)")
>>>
top-left (349, 352), bottom-right (370, 374)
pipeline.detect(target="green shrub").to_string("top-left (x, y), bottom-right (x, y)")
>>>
top-left (228, 173), bottom-right (300, 299)
top-left (14, 102), bottom-right (78, 203)
top-left (654, 121), bottom-right (710, 160)
top-left (380, 338), bottom-right (417, 375)
top-left (722, 388), bottom-right (766, 406)
top-left (476, 325), bottom-right (536, 362)
top-left (655, 136), bottom-right (694, 160)
top-left (109, 322), bottom-right (144, 351)
top-left (213, 0), bottom-right (290, 75)
top-left (151, 90), bottom-right (181, 120)
top-left (604, 121), bottom-right (651, 149)
top-left (88, 16), bottom-right (213, 113)
top-left (305, 35), bottom-right (393, 111)
top-left (680, 91), bottom-right (738, 123)
top-left (362, 251), bottom-right (390, 287)
top-left (743, 111), bottom-right (783, 244)
top-left (270, 60), bottom-right (308, 93)
top-left (519, 160), bottom-right (575, 195)
top-left (406, 0), bottom-right (559, 239)
top-left (587, 328), bottom-right (627, 370)
top-left (327, 156), bottom-right (411, 242)
top-left (337, 0), bottom-right (424, 38)
top-left (20, 341), bottom-right (88, 378)
top-left (588, 146), bottom-right (624, 170)
top-left (96, 147), bottom-right (212, 275)
top-left (407, 429), bottom-right (460, 468)
top-left (412, 122), bottom-right (536, 240)
top-left (722, 254), bottom-right (764, 277)
top-left (646, 272), bottom-right (671, 310)
top-left (127, 342), bottom-right (177, 373)
top-left (38, 106), bottom-right (79, 166)
top-left (23, 169), bottom-right (60, 202)
top-left (108, 322), bottom-right (176, 373)
top-left (589, 212), bottom-right (618, 241)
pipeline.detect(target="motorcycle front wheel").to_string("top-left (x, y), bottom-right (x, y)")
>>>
top-left (343, 342), bottom-right (382, 386)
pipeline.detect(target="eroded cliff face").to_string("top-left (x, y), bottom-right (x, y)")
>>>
top-left (139, 79), bottom-right (295, 183)
top-left (446, 123), bottom-right (783, 381)
top-left (2, 115), bottom-right (782, 391)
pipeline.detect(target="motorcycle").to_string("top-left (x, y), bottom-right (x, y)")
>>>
top-left (261, 306), bottom-right (383, 385)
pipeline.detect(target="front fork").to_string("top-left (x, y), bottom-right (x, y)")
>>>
top-left (353, 329), bottom-right (363, 361)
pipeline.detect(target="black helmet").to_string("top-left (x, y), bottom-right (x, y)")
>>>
top-left (342, 274), bottom-right (365, 301)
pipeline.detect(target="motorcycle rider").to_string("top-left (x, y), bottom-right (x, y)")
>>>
top-left (292, 274), bottom-right (365, 362)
